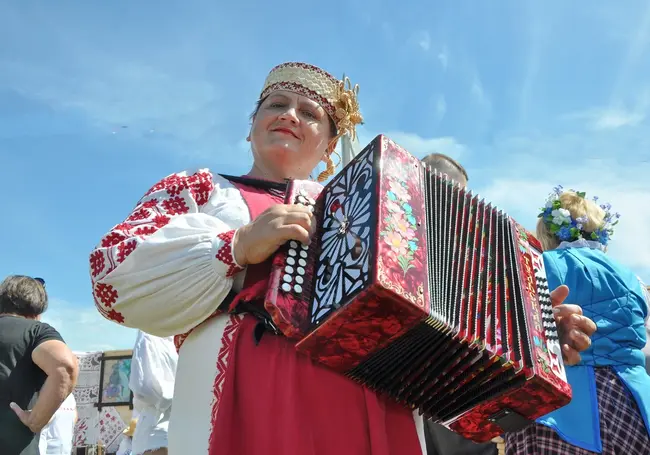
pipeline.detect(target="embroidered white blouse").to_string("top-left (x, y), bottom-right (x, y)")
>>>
top-left (90, 170), bottom-right (251, 337)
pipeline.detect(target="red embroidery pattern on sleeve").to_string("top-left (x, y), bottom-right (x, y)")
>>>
top-left (215, 230), bottom-right (244, 278)
top-left (89, 169), bottom-right (216, 325)
top-left (93, 283), bottom-right (125, 323)
top-left (89, 251), bottom-right (105, 278)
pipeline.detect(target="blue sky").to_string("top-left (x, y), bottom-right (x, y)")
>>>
top-left (1, 1), bottom-right (649, 351)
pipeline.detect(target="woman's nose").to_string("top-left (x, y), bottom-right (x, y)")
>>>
top-left (279, 108), bottom-right (299, 124)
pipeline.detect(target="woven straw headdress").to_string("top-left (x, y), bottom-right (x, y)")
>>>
top-left (259, 62), bottom-right (364, 181)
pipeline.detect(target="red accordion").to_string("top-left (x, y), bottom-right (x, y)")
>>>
top-left (262, 135), bottom-right (572, 442)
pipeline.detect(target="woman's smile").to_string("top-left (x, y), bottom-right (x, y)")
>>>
top-left (271, 127), bottom-right (299, 139)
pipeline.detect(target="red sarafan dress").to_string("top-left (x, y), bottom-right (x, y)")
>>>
top-left (89, 170), bottom-right (426, 455)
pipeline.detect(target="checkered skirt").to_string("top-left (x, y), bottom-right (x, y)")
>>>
top-left (504, 367), bottom-right (650, 454)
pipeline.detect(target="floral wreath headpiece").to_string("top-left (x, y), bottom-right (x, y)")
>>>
top-left (538, 185), bottom-right (620, 246)
top-left (259, 62), bottom-right (364, 181)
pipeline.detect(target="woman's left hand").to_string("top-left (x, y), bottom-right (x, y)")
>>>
top-left (550, 285), bottom-right (597, 366)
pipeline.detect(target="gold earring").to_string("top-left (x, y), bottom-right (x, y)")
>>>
top-left (317, 155), bottom-right (335, 182)
top-left (317, 146), bottom-right (340, 182)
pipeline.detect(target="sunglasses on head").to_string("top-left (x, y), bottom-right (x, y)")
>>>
top-left (33, 277), bottom-right (46, 288)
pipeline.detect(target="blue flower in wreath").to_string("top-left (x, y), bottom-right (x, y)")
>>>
top-left (402, 203), bottom-right (413, 214)
top-left (558, 226), bottom-right (572, 241)
top-left (597, 229), bottom-right (609, 245)
top-left (387, 191), bottom-right (397, 201)
top-left (408, 240), bottom-right (418, 251)
top-left (407, 214), bottom-right (417, 225)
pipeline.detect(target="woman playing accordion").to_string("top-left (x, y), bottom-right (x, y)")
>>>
top-left (89, 62), bottom-right (596, 455)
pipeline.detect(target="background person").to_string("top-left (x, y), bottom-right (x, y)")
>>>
top-left (505, 189), bottom-right (649, 454)
top-left (0, 275), bottom-right (78, 455)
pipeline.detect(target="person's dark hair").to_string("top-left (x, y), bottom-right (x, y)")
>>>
top-left (0, 275), bottom-right (48, 317)
top-left (250, 97), bottom-right (338, 138)
top-left (421, 153), bottom-right (469, 184)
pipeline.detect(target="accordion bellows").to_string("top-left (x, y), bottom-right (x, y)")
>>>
top-left (264, 135), bottom-right (572, 442)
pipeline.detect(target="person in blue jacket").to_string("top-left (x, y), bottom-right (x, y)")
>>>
top-left (505, 187), bottom-right (650, 454)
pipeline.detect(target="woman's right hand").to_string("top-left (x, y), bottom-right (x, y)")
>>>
top-left (233, 204), bottom-right (314, 266)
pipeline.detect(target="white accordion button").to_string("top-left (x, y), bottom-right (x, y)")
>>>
top-left (299, 250), bottom-right (308, 258)
top-left (289, 241), bottom-right (298, 249)
top-left (293, 284), bottom-right (303, 293)
top-left (308, 197), bottom-right (315, 205)
top-left (295, 276), bottom-right (304, 284)
top-left (287, 257), bottom-right (296, 266)
top-left (283, 274), bottom-right (292, 283)
top-left (297, 267), bottom-right (305, 275)
top-left (298, 258), bottom-right (307, 267)
top-left (284, 265), bottom-right (294, 274)
top-left (281, 283), bottom-right (292, 293)
top-left (288, 249), bottom-right (297, 257)
top-left (308, 206), bottom-right (314, 213)
top-left (301, 243), bottom-right (309, 250)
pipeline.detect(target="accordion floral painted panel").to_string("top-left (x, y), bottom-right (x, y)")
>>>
top-left (376, 136), bottom-right (429, 313)
top-left (295, 135), bottom-right (431, 370)
top-left (447, 373), bottom-right (572, 442)
top-left (512, 224), bottom-right (569, 391)
top-left (295, 284), bottom-right (425, 372)
top-left (525, 232), bottom-right (570, 391)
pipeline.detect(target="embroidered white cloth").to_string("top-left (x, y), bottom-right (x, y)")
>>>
top-left (71, 351), bottom-right (127, 453)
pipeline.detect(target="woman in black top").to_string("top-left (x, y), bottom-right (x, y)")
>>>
top-left (0, 275), bottom-right (78, 455)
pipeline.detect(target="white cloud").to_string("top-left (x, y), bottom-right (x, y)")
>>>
top-left (41, 297), bottom-right (137, 352)
top-left (437, 46), bottom-right (449, 70)
top-left (475, 155), bottom-right (650, 281)
top-left (592, 109), bottom-right (645, 129)
top-left (2, 58), bottom-right (220, 141)
top-left (469, 73), bottom-right (492, 116)
top-left (418, 31), bottom-right (431, 52)
top-left (471, 75), bottom-right (487, 105)
top-left (0, 53), bottom-right (252, 166)
top-left (0, 5), bottom-right (230, 159)
top-left (357, 129), bottom-right (467, 161)
top-left (565, 106), bottom-right (646, 130)
top-left (409, 30), bottom-right (431, 52)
